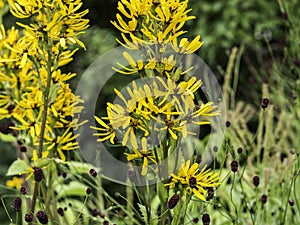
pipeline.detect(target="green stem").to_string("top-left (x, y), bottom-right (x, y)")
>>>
top-left (1, 198), bottom-right (13, 223)
top-left (30, 35), bottom-right (53, 216)
top-left (73, 195), bottom-right (88, 225)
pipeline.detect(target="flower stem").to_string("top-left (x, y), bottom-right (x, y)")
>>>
top-left (30, 35), bottom-right (53, 216)
top-left (1, 198), bottom-right (13, 223)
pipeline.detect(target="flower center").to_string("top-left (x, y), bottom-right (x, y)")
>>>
top-left (189, 177), bottom-right (197, 188)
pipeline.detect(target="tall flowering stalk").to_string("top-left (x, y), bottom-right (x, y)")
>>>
top-left (92, 0), bottom-right (221, 224)
top-left (0, 0), bottom-right (88, 223)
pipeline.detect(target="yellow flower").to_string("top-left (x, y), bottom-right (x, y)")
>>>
top-left (6, 176), bottom-right (23, 189)
top-left (172, 35), bottom-right (204, 54)
top-left (125, 137), bottom-right (157, 175)
top-left (165, 160), bottom-right (220, 201)
top-left (112, 0), bottom-right (197, 49)
top-left (113, 52), bottom-right (156, 75)
top-left (91, 116), bottom-right (116, 144)
top-left (0, 0), bottom-right (4, 9)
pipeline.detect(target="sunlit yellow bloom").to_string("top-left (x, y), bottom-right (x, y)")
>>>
top-left (125, 137), bottom-right (157, 175)
top-left (172, 35), bottom-right (204, 54)
top-left (113, 52), bottom-right (156, 75)
top-left (32, 149), bottom-right (49, 162)
top-left (6, 176), bottom-right (23, 189)
top-left (91, 116), bottom-right (116, 144)
top-left (0, 0), bottom-right (4, 8)
top-left (112, 0), bottom-right (197, 48)
top-left (45, 127), bottom-right (80, 161)
top-left (165, 160), bottom-right (220, 201)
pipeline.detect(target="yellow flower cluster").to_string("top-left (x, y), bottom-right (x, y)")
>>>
top-left (0, 0), bottom-right (88, 165)
top-left (112, 0), bottom-right (204, 81)
top-left (92, 76), bottom-right (219, 175)
top-left (165, 160), bottom-right (220, 201)
top-left (112, 0), bottom-right (202, 53)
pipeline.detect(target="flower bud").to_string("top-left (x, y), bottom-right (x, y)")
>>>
top-left (167, 194), bottom-right (180, 209)
top-left (252, 176), bottom-right (260, 187)
top-left (261, 98), bottom-right (270, 109)
top-left (36, 210), bottom-right (48, 224)
top-left (34, 167), bottom-right (43, 182)
top-left (237, 147), bottom-right (243, 154)
top-left (86, 187), bottom-right (92, 195)
top-left (230, 160), bottom-right (238, 172)
top-left (25, 213), bottom-right (33, 222)
top-left (57, 207), bottom-right (64, 216)
top-left (89, 168), bottom-right (97, 177)
top-left (20, 187), bottom-right (27, 194)
top-left (261, 194), bottom-right (268, 204)
top-left (202, 213), bottom-right (210, 225)
top-left (288, 199), bottom-right (294, 206)
top-left (13, 197), bottom-right (22, 211)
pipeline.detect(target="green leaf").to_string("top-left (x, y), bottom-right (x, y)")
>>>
top-left (0, 133), bottom-right (16, 142)
top-left (32, 158), bottom-right (51, 168)
top-left (58, 199), bottom-right (90, 225)
top-left (137, 203), bottom-right (148, 223)
top-left (49, 83), bottom-right (61, 104)
top-left (67, 161), bottom-right (96, 174)
top-left (55, 181), bottom-right (88, 198)
top-left (6, 159), bottom-right (28, 176)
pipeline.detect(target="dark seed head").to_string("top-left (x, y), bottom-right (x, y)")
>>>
top-left (225, 121), bottom-right (231, 128)
top-left (34, 167), bottom-right (43, 182)
top-left (192, 217), bottom-right (199, 223)
top-left (206, 187), bottom-right (214, 201)
top-left (13, 197), bottom-right (22, 211)
top-left (12, 130), bottom-right (19, 137)
top-left (0, 121), bottom-right (15, 134)
top-left (7, 104), bottom-right (15, 113)
top-left (281, 12), bottom-right (288, 21)
top-left (230, 160), bottom-right (238, 173)
top-left (20, 146), bottom-right (27, 152)
top-left (89, 168), bottom-right (97, 177)
top-left (202, 213), bottom-right (210, 225)
top-left (253, 176), bottom-right (260, 187)
top-left (288, 199), bottom-right (294, 206)
top-left (62, 172), bottom-right (67, 178)
top-left (103, 221), bottom-right (109, 225)
top-left (237, 147), bottom-right (243, 154)
top-left (20, 187), bottom-right (27, 194)
top-left (57, 207), bottom-right (64, 216)
top-left (92, 208), bottom-right (100, 217)
top-left (261, 194), bottom-right (268, 204)
top-left (24, 213), bottom-right (33, 222)
top-left (189, 177), bottom-right (197, 188)
top-left (167, 194), bottom-right (180, 209)
top-left (36, 210), bottom-right (48, 224)
top-left (213, 146), bottom-right (218, 152)
top-left (261, 98), bottom-right (270, 109)
top-left (86, 187), bottom-right (92, 195)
